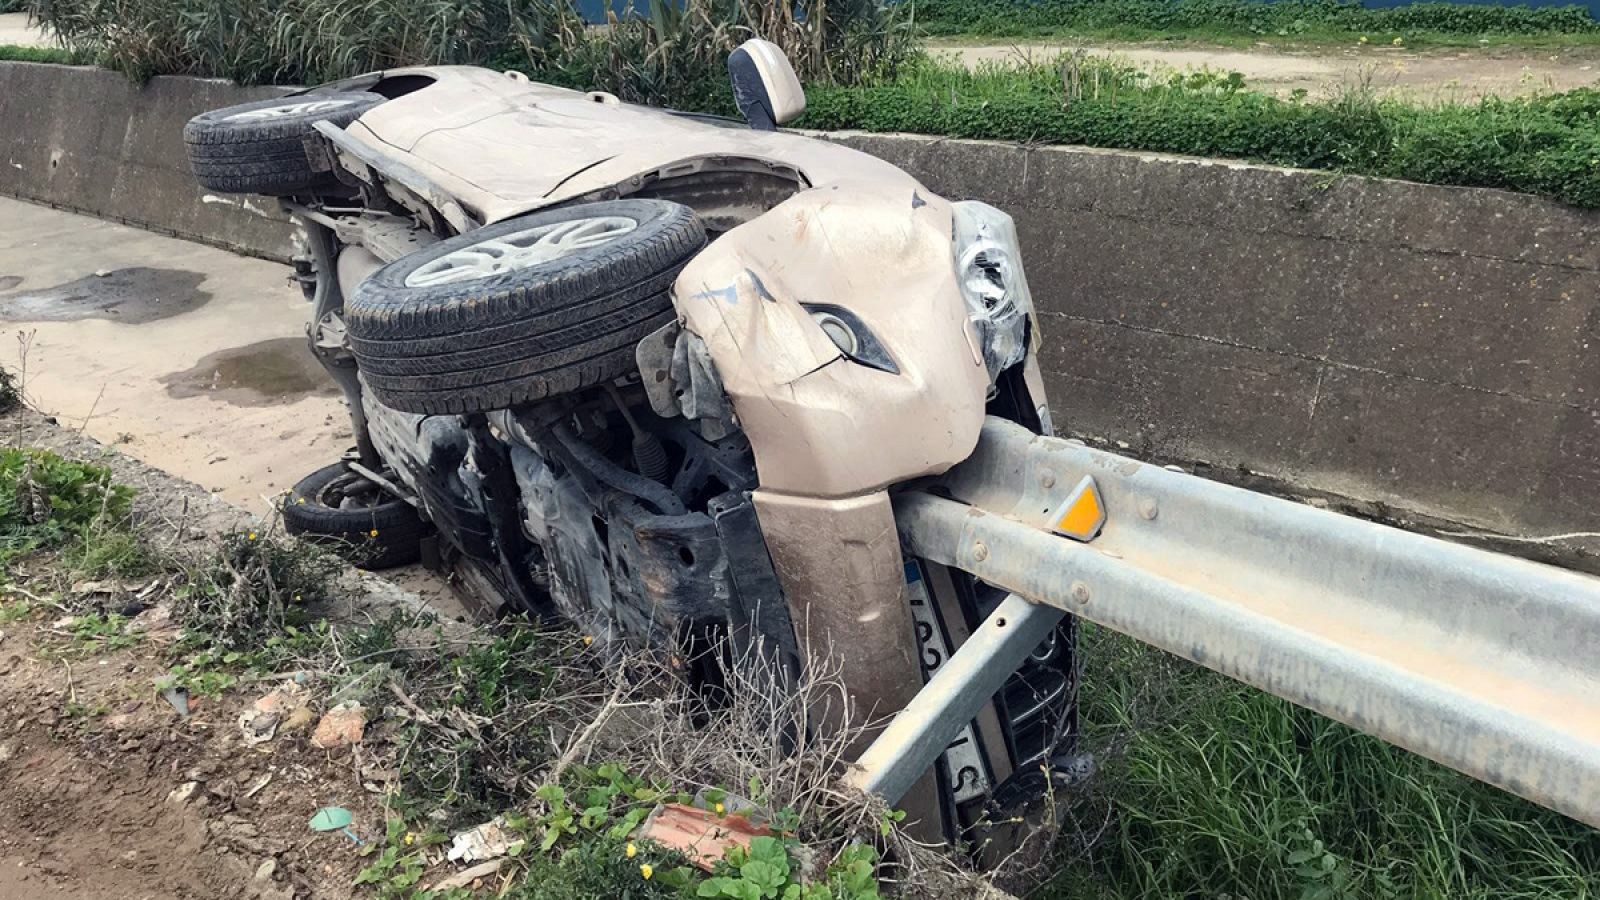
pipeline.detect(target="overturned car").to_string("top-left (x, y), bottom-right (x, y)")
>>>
top-left (185, 43), bottom-right (1081, 846)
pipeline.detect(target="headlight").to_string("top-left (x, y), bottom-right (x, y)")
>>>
top-left (953, 201), bottom-right (1033, 389)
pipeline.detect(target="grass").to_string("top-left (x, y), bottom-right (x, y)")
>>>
top-left (0, 43), bottom-right (77, 64)
top-left (800, 55), bottom-right (1600, 209)
top-left (927, 25), bottom-right (1600, 51)
top-left (1040, 625), bottom-right (1600, 899)
top-left (912, 0), bottom-right (1600, 48)
top-left (0, 446), bottom-right (137, 573)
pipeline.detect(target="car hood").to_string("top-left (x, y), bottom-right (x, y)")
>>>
top-left (339, 66), bottom-right (920, 225)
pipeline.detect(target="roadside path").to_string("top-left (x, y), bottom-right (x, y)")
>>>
top-left (0, 12), bottom-right (49, 48)
top-left (0, 196), bottom-right (471, 617)
top-left (932, 38), bottom-right (1600, 99)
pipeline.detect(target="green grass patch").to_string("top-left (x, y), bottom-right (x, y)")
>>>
top-left (913, 0), bottom-right (1600, 45)
top-left (1042, 626), bottom-right (1600, 899)
top-left (359, 764), bottom-right (886, 900)
top-left (930, 25), bottom-right (1600, 51)
top-left (0, 447), bottom-right (136, 571)
top-left (801, 56), bottom-right (1600, 208)
top-left (0, 43), bottom-right (78, 64)
top-left (0, 366), bottom-right (17, 413)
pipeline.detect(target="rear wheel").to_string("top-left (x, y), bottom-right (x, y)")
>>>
top-left (345, 199), bottom-right (706, 415)
top-left (184, 92), bottom-right (385, 195)
top-left (282, 462), bottom-right (428, 570)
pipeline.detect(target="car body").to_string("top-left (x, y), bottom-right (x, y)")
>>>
top-left (187, 54), bottom-right (1080, 846)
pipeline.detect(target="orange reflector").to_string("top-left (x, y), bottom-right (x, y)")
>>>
top-left (1050, 476), bottom-right (1106, 542)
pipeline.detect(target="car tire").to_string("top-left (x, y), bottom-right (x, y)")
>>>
top-left (184, 92), bottom-right (386, 196)
top-left (345, 199), bottom-right (706, 415)
top-left (282, 462), bottom-right (428, 570)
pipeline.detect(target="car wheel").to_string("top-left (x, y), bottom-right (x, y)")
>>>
top-left (345, 199), bottom-right (706, 415)
top-left (184, 92), bottom-right (386, 196)
top-left (282, 462), bottom-right (428, 570)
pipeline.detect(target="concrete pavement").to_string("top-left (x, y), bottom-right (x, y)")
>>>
top-left (0, 12), bottom-right (50, 48)
top-left (0, 196), bottom-right (472, 616)
top-left (0, 196), bottom-right (347, 513)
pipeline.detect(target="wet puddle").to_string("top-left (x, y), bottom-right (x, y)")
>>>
top-left (0, 267), bottom-right (209, 323)
top-left (161, 338), bottom-right (339, 407)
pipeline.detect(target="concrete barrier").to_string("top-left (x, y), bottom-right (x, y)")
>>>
top-left (0, 62), bottom-right (295, 260)
top-left (832, 133), bottom-right (1599, 558)
top-left (2, 61), bottom-right (1593, 557)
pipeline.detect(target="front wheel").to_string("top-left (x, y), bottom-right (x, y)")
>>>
top-left (345, 199), bottom-right (707, 415)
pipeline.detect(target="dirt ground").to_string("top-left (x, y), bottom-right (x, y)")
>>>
top-left (0, 613), bottom-right (383, 900)
top-left (933, 39), bottom-right (1600, 99)
top-left (0, 408), bottom-right (462, 900)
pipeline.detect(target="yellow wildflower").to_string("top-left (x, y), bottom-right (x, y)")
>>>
top-left (368, 528), bottom-right (379, 538)
top-left (714, 802), bottom-right (725, 815)
top-left (247, 531), bottom-right (258, 541)
top-left (403, 832), bottom-right (416, 846)
top-left (625, 842), bottom-right (637, 858)
top-left (640, 864), bottom-right (654, 880)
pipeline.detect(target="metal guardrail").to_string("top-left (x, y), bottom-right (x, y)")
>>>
top-left (849, 417), bottom-right (1600, 829)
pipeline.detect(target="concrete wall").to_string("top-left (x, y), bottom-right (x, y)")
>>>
top-left (2, 61), bottom-right (1593, 555)
top-left (0, 62), bottom-right (295, 260)
top-left (832, 133), bottom-right (1599, 553)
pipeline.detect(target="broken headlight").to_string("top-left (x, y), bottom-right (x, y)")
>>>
top-left (952, 201), bottom-right (1033, 388)
top-left (802, 302), bottom-right (899, 375)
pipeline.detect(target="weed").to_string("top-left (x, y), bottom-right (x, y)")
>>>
top-left (69, 612), bottom-right (139, 653)
top-left (0, 597), bottom-right (33, 622)
top-left (0, 448), bottom-right (136, 573)
top-left (62, 700), bottom-right (110, 720)
top-left (915, 0), bottom-right (1600, 43)
top-left (0, 43), bottom-right (80, 64)
top-left (700, 836), bottom-right (883, 899)
top-left (1041, 625), bottom-right (1600, 899)
top-left (170, 531), bottom-right (342, 653)
top-left (802, 55), bottom-right (1600, 208)
top-left (519, 0), bottom-right (917, 112)
top-left (158, 664), bottom-right (238, 698)
top-left (0, 365), bottom-right (18, 413)
top-left (354, 819), bottom-right (449, 898)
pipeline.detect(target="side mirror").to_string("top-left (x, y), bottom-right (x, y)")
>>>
top-left (728, 39), bottom-right (805, 131)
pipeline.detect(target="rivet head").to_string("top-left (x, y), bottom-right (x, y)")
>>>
top-left (1039, 470), bottom-right (1056, 489)
top-left (1139, 497), bottom-right (1159, 520)
top-left (973, 542), bottom-right (989, 562)
top-left (1070, 581), bottom-right (1090, 604)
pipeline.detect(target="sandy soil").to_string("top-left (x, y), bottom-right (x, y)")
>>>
top-left (933, 39), bottom-right (1600, 99)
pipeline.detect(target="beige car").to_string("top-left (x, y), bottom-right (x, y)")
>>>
top-left (185, 42), bottom-right (1082, 845)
